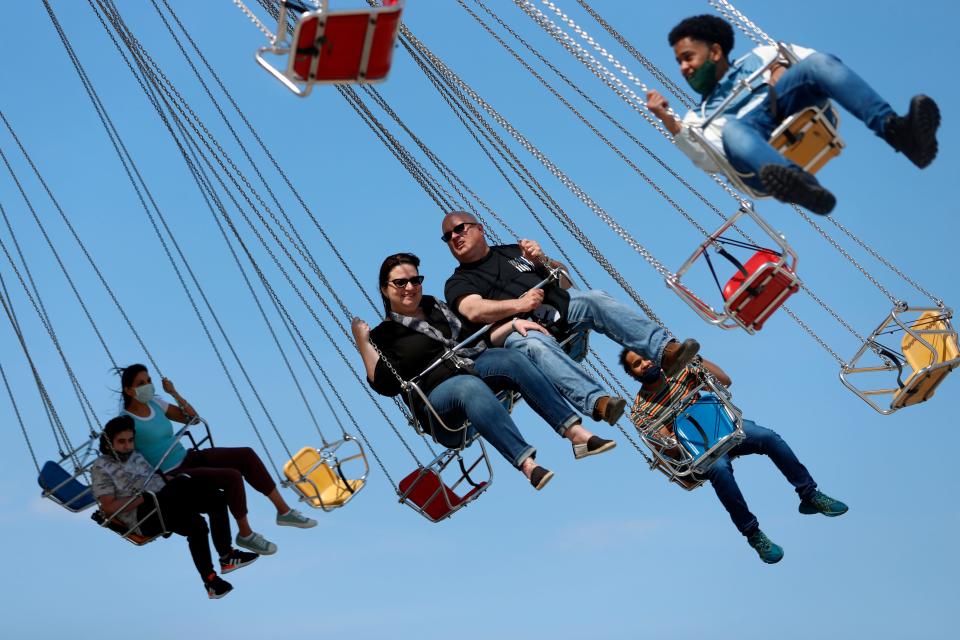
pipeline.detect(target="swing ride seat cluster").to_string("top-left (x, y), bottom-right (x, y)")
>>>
top-left (687, 42), bottom-right (845, 200)
top-left (667, 205), bottom-right (800, 334)
top-left (282, 436), bottom-right (368, 511)
top-left (38, 419), bottom-right (213, 546)
top-left (841, 307), bottom-right (960, 415)
top-left (631, 367), bottom-right (745, 491)
top-left (255, 0), bottom-right (404, 97)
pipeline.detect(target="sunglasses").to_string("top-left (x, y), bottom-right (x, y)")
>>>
top-left (440, 222), bottom-right (479, 243)
top-left (388, 275), bottom-right (425, 289)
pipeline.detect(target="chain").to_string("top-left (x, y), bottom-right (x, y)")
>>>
top-left (232, 0), bottom-right (275, 41)
top-left (709, 0), bottom-right (775, 46)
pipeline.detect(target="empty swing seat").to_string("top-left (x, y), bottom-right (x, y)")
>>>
top-left (284, 447), bottom-right (364, 509)
top-left (38, 460), bottom-right (96, 512)
top-left (770, 106), bottom-right (844, 175)
top-left (722, 250), bottom-right (799, 331)
top-left (674, 394), bottom-right (742, 474)
top-left (288, 2), bottom-right (402, 84)
top-left (892, 311), bottom-right (960, 409)
top-left (398, 468), bottom-right (487, 523)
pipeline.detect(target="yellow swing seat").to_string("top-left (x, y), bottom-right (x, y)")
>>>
top-left (770, 105), bottom-right (844, 175)
top-left (284, 447), bottom-right (364, 509)
top-left (892, 311), bottom-right (960, 409)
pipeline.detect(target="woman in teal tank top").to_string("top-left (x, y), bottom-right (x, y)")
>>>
top-left (119, 364), bottom-right (318, 555)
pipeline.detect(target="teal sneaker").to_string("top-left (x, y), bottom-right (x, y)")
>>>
top-left (799, 491), bottom-right (849, 517)
top-left (276, 509), bottom-right (317, 529)
top-left (235, 532), bottom-right (277, 555)
top-left (747, 530), bottom-right (784, 564)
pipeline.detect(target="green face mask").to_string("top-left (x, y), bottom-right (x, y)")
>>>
top-left (686, 59), bottom-right (719, 96)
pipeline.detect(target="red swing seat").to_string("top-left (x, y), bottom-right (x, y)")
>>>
top-left (722, 249), bottom-right (800, 332)
top-left (398, 468), bottom-right (487, 523)
top-left (289, 2), bottom-right (402, 84)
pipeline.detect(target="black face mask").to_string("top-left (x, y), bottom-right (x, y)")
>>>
top-left (113, 450), bottom-right (133, 463)
top-left (638, 365), bottom-right (663, 384)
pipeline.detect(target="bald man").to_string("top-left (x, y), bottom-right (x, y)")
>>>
top-left (441, 211), bottom-right (700, 434)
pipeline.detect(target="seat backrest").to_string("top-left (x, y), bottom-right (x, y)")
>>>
top-left (38, 461), bottom-right (96, 512)
top-left (902, 312), bottom-right (960, 372)
top-left (399, 468), bottom-right (484, 522)
top-left (722, 250), bottom-right (783, 300)
top-left (674, 395), bottom-right (737, 459)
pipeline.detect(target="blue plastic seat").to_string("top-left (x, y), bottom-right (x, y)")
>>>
top-left (675, 394), bottom-right (738, 461)
top-left (38, 460), bottom-right (96, 512)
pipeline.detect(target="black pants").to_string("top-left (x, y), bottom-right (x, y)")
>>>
top-left (138, 475), bottom-right (232, 579)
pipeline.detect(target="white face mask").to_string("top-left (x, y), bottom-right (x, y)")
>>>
top-left (134, 383), bottom-right (155, 404)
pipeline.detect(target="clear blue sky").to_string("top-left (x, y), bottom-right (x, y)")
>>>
top-left (1, 1), bottom-right (957, 638)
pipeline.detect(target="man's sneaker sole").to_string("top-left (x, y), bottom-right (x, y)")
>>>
top-left (759, 165), bottom-right (836, 215)
top-left (662, 339), bottom-right (700, 378)
top-left (904, 95), bottom-right (940, 168)
top-left (573, 439), bottom-right (617, 460)
top-left (799, 502), bottom-right (849, 517)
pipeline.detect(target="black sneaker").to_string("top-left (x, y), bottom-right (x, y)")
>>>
top-left (660, 338), bottom-right (701, 377)
top-left (220, 548), bottom-right (259, 574)
top-left (572, 435), bottom-right (617, 460)
top-left (529, 466), bottom-right (554, 491)
top-left (759, 164), bottom-right (836, 215)
top-left (204, 573), bottom-right (234, 599)
top-left (883, 94), bottom-right (940, 168)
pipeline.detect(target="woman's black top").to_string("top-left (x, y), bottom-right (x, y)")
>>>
top-left (368, 296), bottom-right (475, 403)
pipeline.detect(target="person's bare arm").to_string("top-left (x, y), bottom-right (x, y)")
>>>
top-left (646, 90), bottom-right (683, 135)
top-left (456, 290), bottom-right (544, 324)
top-left (700, 358), bottom-right (732, 387)
top-left (162, 378), bottom-right (196, 422)
top-left (351, 318), bottom-right (381, 381)
top-left (97, 494), bottom-right (144, 519)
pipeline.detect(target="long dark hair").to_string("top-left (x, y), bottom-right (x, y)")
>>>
top-left (377, 252), bottom-right (420, 316)
top-left (99, 415), bottom-right (136, 456)
top-left (114, 363), bottom-right (148, 409)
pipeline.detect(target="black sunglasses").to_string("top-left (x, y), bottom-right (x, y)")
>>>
top-left (440, 222), bottom-right (479, 243)
top-left (388, 275), bottom-right (425, 289)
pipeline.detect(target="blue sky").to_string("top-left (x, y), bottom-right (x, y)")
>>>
top-left (1, 1), bottom-right (957, 638)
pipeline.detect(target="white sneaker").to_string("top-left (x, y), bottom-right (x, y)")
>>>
top-left (235, 532), bottom-right (277, 555)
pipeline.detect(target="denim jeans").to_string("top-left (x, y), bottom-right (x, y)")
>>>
top-left (722, 52), bottom-right (895, 190)
top-left (427, 374), bottom-right (535, 468)
top-left (473, 349), bottom-right (580, 436)
top-left (703, 419), bottom-right (818, 537)
top-left (505, 288), bottom-right (671, 414)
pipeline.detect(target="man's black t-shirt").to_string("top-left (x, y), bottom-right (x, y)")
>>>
top-left (444, 244), bottom-right (570, 334)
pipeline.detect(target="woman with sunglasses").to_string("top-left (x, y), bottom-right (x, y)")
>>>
top-left (116, 363), bottom-right (318, 556)
top-left (351, 253), bottom-right (616, 491)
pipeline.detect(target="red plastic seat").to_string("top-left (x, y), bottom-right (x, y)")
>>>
top-left (722, 250), bottom-right (799, 331)
top-left (290, 2), bottom-right (402, 84)
top-left (398, 468), bottom-right (486, 523)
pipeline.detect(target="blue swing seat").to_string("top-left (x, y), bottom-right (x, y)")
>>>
top-left (38, 460), bottom-right (96, 512)
top-left (674, 394), bottom-right (742, 473)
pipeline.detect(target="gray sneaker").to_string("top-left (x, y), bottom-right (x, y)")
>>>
top-left (276, 509), bottom-right (317, 529)
top-left (235, 532), bottom-right (277, 555)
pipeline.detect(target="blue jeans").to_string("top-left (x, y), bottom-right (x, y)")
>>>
top-left (472, 349), bottom-right (581, 436)
top-left (427, 373), bottom-right (535, 468)
top-left (722, 52), bottom-right (895, 190)
top-left (703, 419), bottom-right (817, 537)
top-left (506, 288), bottom-right (671, 414)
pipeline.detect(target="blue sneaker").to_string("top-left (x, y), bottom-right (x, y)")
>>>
top-left (799, 491), bottom-right (848, 517)
top-left (747, 530), bottom-right (784, 564)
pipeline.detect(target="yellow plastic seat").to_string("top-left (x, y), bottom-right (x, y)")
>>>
top-left (770, 106), bottom-right (844, 175)
top-left (892, 312), bottom-right (960, 408)
top-left (284, 447), bottom-right (364, 509)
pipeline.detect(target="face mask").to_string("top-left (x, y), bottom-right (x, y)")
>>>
top-left (134, 383), bottom-right (155, 404)
top-left (114, 450), bottom-right (133, 463)
top-left (686, 59), bottom-right (719, 96)
top-left (638, 365), bottom-right (663, 384)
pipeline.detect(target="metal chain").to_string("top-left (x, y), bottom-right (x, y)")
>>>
top-left (709, 0), bottom-right (775, 46)
top-left (0, 359), bottom-right (41, 473)
top-left (231, 0), bottom-right (275, 41)
top-left (574, 0), bottom-right (696, 109)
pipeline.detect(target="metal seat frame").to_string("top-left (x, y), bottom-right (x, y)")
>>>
top-left (840, 304), bottom-right (960, 415)
top-left (666, 204), bottom-right (800, 333)
top-left (255, 0), bottom-right (403, 97)
top-left (282, 436), bottom-right (369, 512)
top-left (631, 369), bottom-right (745, 491)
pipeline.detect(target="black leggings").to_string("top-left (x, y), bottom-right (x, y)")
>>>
top-left (139, 475), bottom-right (231, 579)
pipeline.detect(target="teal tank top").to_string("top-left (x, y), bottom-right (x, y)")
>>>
top-left (124, 399), bottom-right (187, 472)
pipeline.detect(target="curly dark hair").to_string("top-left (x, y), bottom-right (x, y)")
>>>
top-left (99, 415), bottom-right (136, 456)
top-left (619, 348), bottom-right (640, 381)
top-left (668, 14), bottom-right (735, 58)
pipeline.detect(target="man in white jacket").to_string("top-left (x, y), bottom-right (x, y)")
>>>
top-left (647, 15), bottom-right (939, 215)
